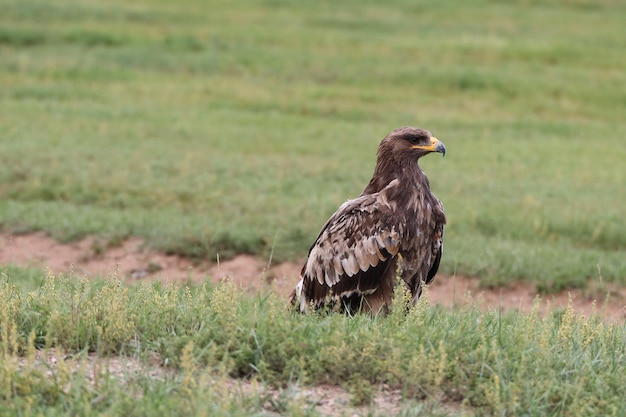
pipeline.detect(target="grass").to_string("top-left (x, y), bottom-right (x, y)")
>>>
top-left (1, 3), bottom-right (624, 415)
top-left (1, 0), bottom-right (625, 289)
top-left (1, 271), bottom-right (625, 416)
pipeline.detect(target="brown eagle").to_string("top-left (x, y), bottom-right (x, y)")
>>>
top-left (292, 126), bottom-right (446, 313)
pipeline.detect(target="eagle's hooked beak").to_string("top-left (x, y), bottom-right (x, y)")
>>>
top-left (412, 137), bottom-right (446, 157)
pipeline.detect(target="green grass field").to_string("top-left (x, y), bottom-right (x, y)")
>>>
top-left (1, 0), bottom-right (625, 415)
top-left (1, 0), bottom-right (624, 290)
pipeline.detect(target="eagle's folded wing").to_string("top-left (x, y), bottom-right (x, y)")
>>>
top-left (297, 180), bottom-right (404, 311)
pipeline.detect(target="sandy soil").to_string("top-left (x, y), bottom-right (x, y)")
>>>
top-left (1, 232), bottom-right (624, 321)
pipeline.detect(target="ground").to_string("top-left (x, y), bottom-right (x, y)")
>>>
top-left (1, 232), bottom-right (624, 321)
top-left (4, 232), bottom-right (625, 416)
top-left (20, 348), bottom-right (417, 417)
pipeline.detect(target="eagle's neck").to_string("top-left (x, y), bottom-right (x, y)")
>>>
top-left (362, 155), bottom-right (427, 197)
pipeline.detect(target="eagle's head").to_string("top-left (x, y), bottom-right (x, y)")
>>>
top-left (382, 126), bottom-right (446, 160)
top-left (363, 126), bottom-right (446, 195)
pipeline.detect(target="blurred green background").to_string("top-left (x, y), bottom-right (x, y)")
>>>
top-left (1, 0), bottom-right (624, 291)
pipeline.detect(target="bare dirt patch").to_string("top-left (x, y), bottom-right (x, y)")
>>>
top-left (1, 232), bottom-right (624, 321)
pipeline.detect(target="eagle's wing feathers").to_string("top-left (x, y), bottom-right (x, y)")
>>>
top-left (299, 181), bottom-right (402, 309)
top-left (426, 222), bottom-right (444, 285)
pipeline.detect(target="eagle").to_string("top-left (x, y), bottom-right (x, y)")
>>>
top-left (292, 126), bottom-right (446, 313)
